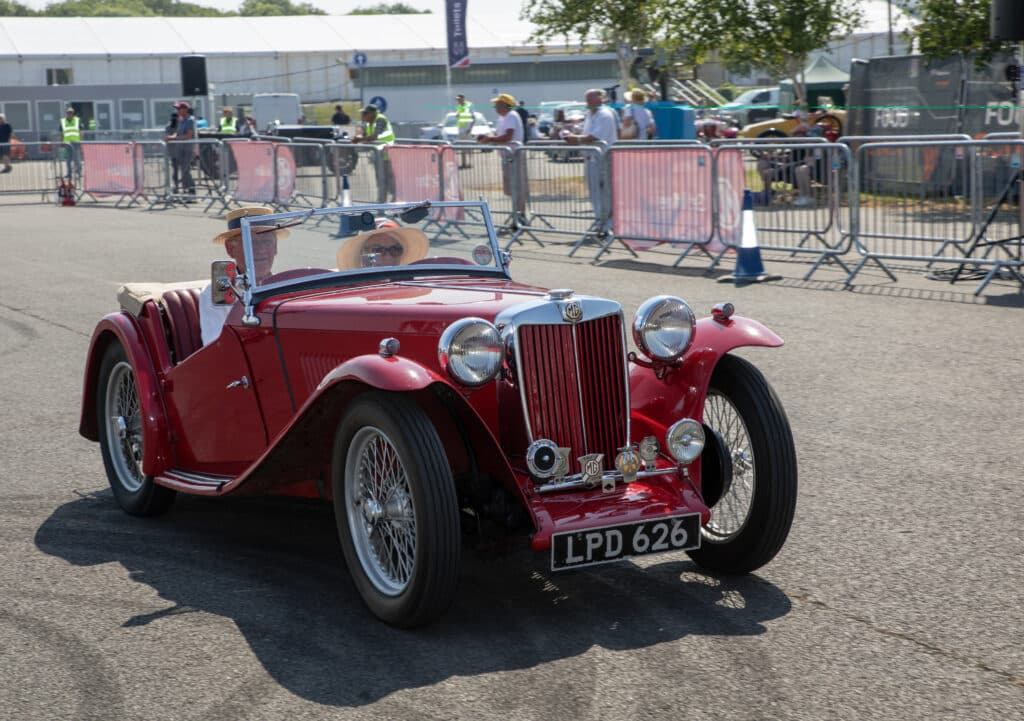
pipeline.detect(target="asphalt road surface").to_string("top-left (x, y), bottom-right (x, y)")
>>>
top-left (1, 204), bottom-right (1022, 721)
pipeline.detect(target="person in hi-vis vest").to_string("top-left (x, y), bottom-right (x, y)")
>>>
top-left (219, 107), bottom-right (238, 134)
top-left (351, 104), bottom-right (396, 201)
top-left (60, 108), bottom-right (81, 179)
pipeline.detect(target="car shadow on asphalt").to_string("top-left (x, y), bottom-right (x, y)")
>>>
top-left (35, 491), bottom-right (792, 708)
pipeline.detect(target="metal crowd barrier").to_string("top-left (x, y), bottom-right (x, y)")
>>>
top-left (714, 141), bottom-right (855, 279)
top-left (848, 139), bottom-right (1023, 294)
top-left (0, 141), bottom-right (66, 204)
top-left (325, 143), bottom-right (383, 205)
top-left (447, 142), bottom-right (523, 235)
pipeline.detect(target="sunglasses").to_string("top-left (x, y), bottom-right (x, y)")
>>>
top-left (364, 243), bottom-right (404, 257)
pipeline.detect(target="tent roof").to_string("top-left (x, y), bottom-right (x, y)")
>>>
top-left (780, 55), bottom-right (851, 86)
top-left (0, 14), bottom-right (554, 57)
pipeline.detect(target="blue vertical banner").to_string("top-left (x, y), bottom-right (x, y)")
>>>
top-left (446, 0), bottom-right (470, 69)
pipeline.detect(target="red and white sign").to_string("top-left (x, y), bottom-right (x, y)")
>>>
top-left (231, 142), bottom-right (296, 203)
top-left (611, 147), bottom-right (746, 252)
top-left (390, 145), bottom-right (464, 220)
top-left (81, 143), bottom-right (143, 196)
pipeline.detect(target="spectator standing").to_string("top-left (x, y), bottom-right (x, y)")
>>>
top-left (331, 104), bottom-right (351, 126)
top-left (219, 107), bottom-right (237, 134)
top-left (166, 101), bottom-right (196, 198)
top-left (478, 93), bottom-right (527, 221)
top-left (565, 88), bottom-right (618, 232)
top-left (352, 104), bottom-right (396, 201)
top-left (0, 114), bottom-right (13, 173)
top-left (60, 107), bottom-right (81, 179)
top-left (454, 94), bottom-right (474, 139)
top-left (514, 99), bottom-right (530, 134)
top-left (620, 89), bottom-right (656, 140)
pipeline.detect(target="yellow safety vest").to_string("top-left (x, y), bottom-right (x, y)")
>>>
top-left (363, 112), bottom-right (395, 146)
top-left (456, 101), bottom-right (473, 129)
top-left (61, 117), bottom-right (80, 142)
top-left (219, 117), bottom-right (236, 133)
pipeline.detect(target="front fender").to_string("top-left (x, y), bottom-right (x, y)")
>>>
top-left (79, 312), bottom-right (174, 476)
top-left (630, 314), bottom-right (783, 432)
top-left (317, 353), bottom-right (446, 392)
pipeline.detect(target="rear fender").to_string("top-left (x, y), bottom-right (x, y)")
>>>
top-left (630, 314), bottom-right (783, 430)
top-left (79, 312), bottom-right (174, 475)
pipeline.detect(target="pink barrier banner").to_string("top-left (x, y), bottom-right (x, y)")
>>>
top-left (390, 145), bottom-right (464, 220)
top-left (714, 149), bottom-right (746, 248)
top-left (612, 146), bottom-right (743, 252)
top-left (81, 143), bottom-right (144, 196)
top-left (230, 142), bottom-right (296, 203)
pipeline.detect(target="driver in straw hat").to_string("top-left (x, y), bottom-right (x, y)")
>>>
top-left (336, 220), bottom-right (429, 270)
top-left (199, 206), bottom-right (290, 346)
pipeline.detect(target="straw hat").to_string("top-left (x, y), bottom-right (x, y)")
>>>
top-left (213, 206), bottom-right (291, 245)
top-left (336, 223), bottom-right (429, 269)
top-left (491, 93), bottom-right (517, 107)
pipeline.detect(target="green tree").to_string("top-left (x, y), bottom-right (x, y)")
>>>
top-left (664, 0), bottom-right (861, 105)
top-left (348, 2), bottom-right (432, 13)
top-left (40, 0), bottom-right (227, 16)
top-left (0, 0), bottom-right (37, 15)
top-left (238, 0), bottom-right (325, 15)
top-left (522, 0), bottom-right (673, 95)
top-left (898, 0), bottom-right (1006, 62)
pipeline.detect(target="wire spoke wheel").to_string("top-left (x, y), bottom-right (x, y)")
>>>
top-left (688, 354), bottom-right (797, 574)
top-left (703, 391), bottom-right (755, 541)
top-left (346, 426), bottom-right (417, 596)
top-left (333, 392), bottom-right (459, 627)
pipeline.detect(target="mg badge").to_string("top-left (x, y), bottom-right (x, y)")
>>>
top-left (561, 301), bottom-right (584, 324)
top-left (578, 453), bottom-right (604, 488)
top-left (615, 446), bottom-right (641, 486)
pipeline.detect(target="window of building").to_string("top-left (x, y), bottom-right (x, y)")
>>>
top-left (120, 99), bottom-right (146, 130)
top-left (362, 60), bottom-right (617, 87)
top-left (46, 68), bottom-right (73, 86)
top-left (0, 102), bottom-right (31, 131)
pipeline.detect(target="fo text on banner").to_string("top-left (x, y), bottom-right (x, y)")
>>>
top-left (446, 0), bottom-right (470, 69)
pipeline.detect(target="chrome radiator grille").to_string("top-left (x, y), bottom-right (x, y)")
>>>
top-left (516, 313), bottom-right (629, 474)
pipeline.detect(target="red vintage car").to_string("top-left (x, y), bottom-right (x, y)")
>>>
top-left (79, 200), bottom-right (797, 628)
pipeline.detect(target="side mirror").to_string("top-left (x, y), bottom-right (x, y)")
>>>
top-left (211, 260), bottom-right (237, 305)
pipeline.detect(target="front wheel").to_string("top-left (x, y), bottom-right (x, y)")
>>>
top-left (96, 342), bottom-right (175, 516)
top-left (688, 354), bottom-right (797, 573)
top-left (332, 392), bottom-right (460, 627)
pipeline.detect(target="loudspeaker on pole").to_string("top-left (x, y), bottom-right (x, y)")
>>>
top-left (180, 55), bottom-right (208, 97)
top-left (719, 190), bottom-right (782, 285)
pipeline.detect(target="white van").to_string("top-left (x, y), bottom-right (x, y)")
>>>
top-left (715, 87), bottom-right (780, 127)
top-left (252, 93), bottom-right (302, 132)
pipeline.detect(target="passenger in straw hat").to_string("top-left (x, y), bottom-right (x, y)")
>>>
top-left (336, 220), bottom-right (429, 270)
top-left (200, 206), bottom-right (290, 346)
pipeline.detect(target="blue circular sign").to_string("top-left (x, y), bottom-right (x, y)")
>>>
top-left (353, 52), bottom-right (367, 67)
top-left (368, 96), bottom-right (388, 113)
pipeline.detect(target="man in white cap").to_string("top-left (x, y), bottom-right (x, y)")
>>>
top-left (200, 206), bottom-right (286, 346)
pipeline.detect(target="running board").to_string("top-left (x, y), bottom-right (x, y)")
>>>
top-left (155, 468), bottom-right (234, 495)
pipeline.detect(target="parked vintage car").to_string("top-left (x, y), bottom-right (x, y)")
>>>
top-left (739, 108), bottom-right (846, 140)
top-left (79, 200), bottom-right (798, 628)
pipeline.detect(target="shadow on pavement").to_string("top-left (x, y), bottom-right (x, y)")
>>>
top-left (36, 491), bottom-right (792, 708)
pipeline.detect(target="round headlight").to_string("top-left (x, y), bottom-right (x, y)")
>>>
top-left (632, 295), bottom-right (696, 361)
top-left (438, 318), bottom-right (503, 387)
top-left (666, 418), bottom-right (705, 464)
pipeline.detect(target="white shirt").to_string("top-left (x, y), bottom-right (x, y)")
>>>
top-left (583, 105), bottom-right (618, 146)
top-left (495, 110), bottom-right (524, 144)
top-left (199, 283), bottom-right (231, 346)
top-left (624, 104), bottom-right (654, 139)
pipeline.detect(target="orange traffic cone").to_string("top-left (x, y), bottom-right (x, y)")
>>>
top-left (719, 190), bottom-right (780, 284)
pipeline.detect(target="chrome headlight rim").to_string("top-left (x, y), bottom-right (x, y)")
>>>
top-left (438, 317), bottom-right (503, 388)
top-left (666, 418), bottom-right (706, 464)
top-left (632, 295), bottom-right (696, 362)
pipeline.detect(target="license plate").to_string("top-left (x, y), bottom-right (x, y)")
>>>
top-left (550, 513), bottom-right (701, 571)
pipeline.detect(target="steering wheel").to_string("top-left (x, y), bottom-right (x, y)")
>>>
top-left (408, 257), bottom-right (476, 266)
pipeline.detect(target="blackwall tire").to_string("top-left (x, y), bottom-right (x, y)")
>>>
top-left (332, 392), bottom-right (460, 628)
top-left (96, 342), bottom-right (175, 517)
top-left (687, 354), bottom-right (797, 573)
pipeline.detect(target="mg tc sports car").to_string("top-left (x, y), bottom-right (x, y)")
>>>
top-left (79, 200), bottom-right (797, 628)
